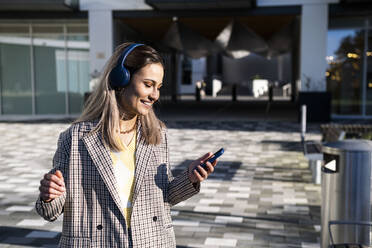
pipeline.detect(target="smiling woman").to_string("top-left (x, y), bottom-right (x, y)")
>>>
top-left (77, 43), bottom-right (166, 149)
top-left (35, 42), bottom-right (219, 248)
top-left (119, 63), bottom-right (164, 118)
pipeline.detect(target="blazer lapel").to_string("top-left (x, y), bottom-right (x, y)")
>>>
top-left (82, 130), bottom-right (125, 218)
top-left (132, 123), bottom-right (154, 206)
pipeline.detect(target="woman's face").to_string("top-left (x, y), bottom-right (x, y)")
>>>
top-left (119, 63), bottom-right (164, 117)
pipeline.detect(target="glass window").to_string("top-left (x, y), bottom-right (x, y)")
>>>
top-left (66, 28), bottom-right (89, 114)
top-left (0, 23), bottom-right (89, 116)
top-left (0, 26), bottom-right (32, 114)
top-left (182, 55), bottom-right (192, 85)
top-left (366, 29), bottom-right (372, 115)
top-left (66, 25), bottom-right (88, 36)
top-left (33, 29), bottom-right (66, 114)
top-left (329, 18), bottom-right (365, 30)
top-left (33, 26), bottom-right (64, 34)
top-left (327, 29), bottom-right (365, 115)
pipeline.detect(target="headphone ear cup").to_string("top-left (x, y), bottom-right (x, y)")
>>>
top-left (122, 67), bottom-right (130, 86)
top-left (109, 64), bottom-right (125, 88)
top-left (109, 43), bottom-right (143, 89)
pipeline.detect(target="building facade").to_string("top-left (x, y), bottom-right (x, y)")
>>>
top-left (0, 0), bottom-right (371, 119)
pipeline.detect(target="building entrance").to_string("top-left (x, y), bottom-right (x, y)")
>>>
top-left (115, 14), bottom-right (298, 103)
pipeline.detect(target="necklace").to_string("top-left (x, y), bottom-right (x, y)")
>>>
top-left (119, 123), bottom-right (137, 134)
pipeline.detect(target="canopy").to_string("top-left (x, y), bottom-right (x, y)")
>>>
top-left (215, 20), bottom-right (268, 59)
top-left (267, 21), bottom-right (294, 57)
top-left (162, 21), bottom-right (220, 58)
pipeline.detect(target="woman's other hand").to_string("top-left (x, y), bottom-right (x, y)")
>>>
top-left (188, 152), bottom-right (218, 183)
top-left (39, 170), bottom-right (65, 202)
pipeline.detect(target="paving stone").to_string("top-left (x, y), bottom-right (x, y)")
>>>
top-left (194, 206), bottom-right (221, 213)
top-left (16, 219), bottom-right (48, 227)
top-left (223, 232), bottom-right (254, 240)
top-left (215, 216), bottom-right (243, 224)
top-left (205, 237), bottom-right (237, 247)
top-left (0, 121), bottom-right (322, 247)
top-left (173, 219), bottom-right (200, 227)
top-left (5, 206), bottom-right (34, 212)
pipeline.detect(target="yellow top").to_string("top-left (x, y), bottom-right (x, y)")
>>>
top-left (110, 131), bottom-right (136, 227)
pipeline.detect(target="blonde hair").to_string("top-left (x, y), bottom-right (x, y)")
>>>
top-left (76, 42), bottom-right (165, 151)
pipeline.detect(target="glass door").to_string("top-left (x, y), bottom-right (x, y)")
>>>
top-left (33, 25), bottom-right (66, 114)
top-left (327, 28), bottom-right (365, 115)
top-left (0, 25), bottom-right (32, 114)
top-left (66, 25), bottom-right (89, 114)
top-left (365, 26), bottom-right (372, 115)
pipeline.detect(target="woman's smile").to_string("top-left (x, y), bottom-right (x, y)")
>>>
top-left (120, 63), bottom-right (164, 116)
top-left (141, 100), bottom-right (153, 107)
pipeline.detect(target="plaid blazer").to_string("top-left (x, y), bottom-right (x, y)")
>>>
top-left (35, 120), bottom-right (200, 248)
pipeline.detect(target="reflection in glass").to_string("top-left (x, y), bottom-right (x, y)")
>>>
top-left (366, 29), bottom-right (372, 115)
top-left (0, 27), bottom-right (32, 114)
top-left (67, 33), bottom-right (89, 114)
top-left (327, 29), bottom-right (364, 115)
top-left (33, 33), bottom-right (66, 114)
top-left (33, 25), bottom-right (89, 115)
top-left (0, 23), bottom-right (89, 115)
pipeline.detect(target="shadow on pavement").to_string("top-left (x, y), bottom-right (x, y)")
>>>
top-left (0, 226), bottom-right (60, 247)
top-left (172, 160), bottom-right (242, 180)
top-left (172, 159), bottom-right (311, 183)
top-left (173, 206), bottom-right (320, 229)
top-left (260, 140), bottom-right (304, 152)
top-left (165, 121), bottom-right (303, 132)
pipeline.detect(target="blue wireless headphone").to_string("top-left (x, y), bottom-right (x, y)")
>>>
top-left (109, 43), bottom-right (144, 89)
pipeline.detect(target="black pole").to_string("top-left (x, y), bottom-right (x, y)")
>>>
top-left (232, 84), bottom-right (237, 101)
top-left (195, 85), bottom-right (201, 101)
top-left (268, 83), bottom-right (273, 103)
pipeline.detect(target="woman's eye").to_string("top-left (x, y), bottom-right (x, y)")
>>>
top-left (144, 83), bottom-right (152, 88)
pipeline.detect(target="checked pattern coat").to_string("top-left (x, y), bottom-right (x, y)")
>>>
top-left (35, 120), bottom-right (200, 247)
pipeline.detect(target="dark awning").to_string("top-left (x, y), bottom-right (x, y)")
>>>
top-left (162, 21), bottom-right (221, 58)
top-left (215, 20), bottom-right (268, 59)
top-left (0, 0), bottom-right (78, 11)
top-left (340, 0), bottom-right (371, 3)
top-left (145, 0), bottom-right (256, 10)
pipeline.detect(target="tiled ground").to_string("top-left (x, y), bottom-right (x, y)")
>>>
top-left (0, 121), bottom-right (322, 248)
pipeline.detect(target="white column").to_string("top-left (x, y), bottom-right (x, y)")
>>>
top-left (88, 10), bottom-right (113, 75)
top-left (300, 3), bottom-right (329, 92)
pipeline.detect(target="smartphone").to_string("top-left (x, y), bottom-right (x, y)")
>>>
top-left (195, 148), bottom-right (224, 173)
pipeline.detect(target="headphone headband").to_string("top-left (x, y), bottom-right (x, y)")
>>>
top-left (109, 43), bottom-right (144, 89)
top-left (120, 43), bottom-right (144, 68)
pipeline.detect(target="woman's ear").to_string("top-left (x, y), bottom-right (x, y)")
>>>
top-left (114, 88), bottom-right (125, 96)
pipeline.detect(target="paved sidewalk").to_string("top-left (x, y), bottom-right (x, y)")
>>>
top-left (0, 121), bottom-right (322, 248)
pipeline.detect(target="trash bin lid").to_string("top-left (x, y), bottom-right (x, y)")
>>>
top-left (322, 139), bottom-right (372, 154)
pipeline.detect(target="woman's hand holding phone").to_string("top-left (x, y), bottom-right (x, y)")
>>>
top-left (188, 148), bottom-right (224, 183)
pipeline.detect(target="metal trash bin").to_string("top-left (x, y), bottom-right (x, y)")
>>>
top-left (321, 140), bottom-right (372, 248)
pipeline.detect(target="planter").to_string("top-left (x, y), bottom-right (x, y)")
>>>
top-left (298, 91), bottom-right (331, 123)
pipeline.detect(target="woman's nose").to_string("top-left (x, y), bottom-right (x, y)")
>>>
top-left (149, 88), bottom-right (159, 101)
